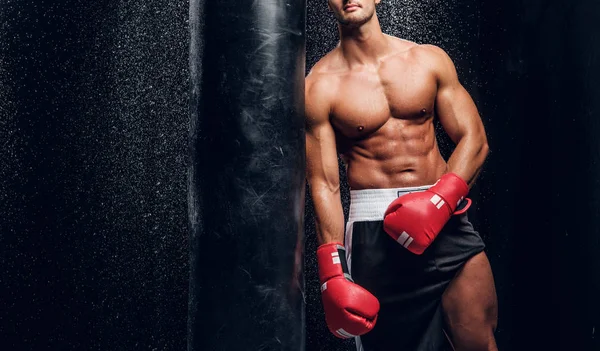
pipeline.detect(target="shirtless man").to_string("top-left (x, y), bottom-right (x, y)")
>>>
top-left (305, 1), bottom-right (498, 350)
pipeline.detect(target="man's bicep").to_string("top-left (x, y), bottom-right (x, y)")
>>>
top-left (431, 48), bottom-right (485, 143)
top-left (305, 77), bottom-right (340, 188)
top-left (436, 84), bottom-right (483, 142)
top-left (305, 121), bottom-right (340, 190)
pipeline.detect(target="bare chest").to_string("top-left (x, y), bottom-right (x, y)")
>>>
top-left (330, 62), bottom-right (437, 139)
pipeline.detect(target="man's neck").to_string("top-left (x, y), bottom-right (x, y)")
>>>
top-left (338, 15), bottom-right (388, 67)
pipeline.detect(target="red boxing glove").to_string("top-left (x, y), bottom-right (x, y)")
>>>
top-left (383, 173), bottom-right (471, 255)
top-left (317, 243), bottom-right (380, 339)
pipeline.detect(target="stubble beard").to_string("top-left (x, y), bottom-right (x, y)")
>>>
top-left (335, 9), bottom-right (374, 29)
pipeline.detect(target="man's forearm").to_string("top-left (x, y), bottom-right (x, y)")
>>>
top-left (310, 185), bottom-right (345, 245)
top-left (446, 135), bottom-right (489, 188)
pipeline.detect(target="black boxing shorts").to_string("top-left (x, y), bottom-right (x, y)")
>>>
top-left (344, 186), bottom-right (486, 351)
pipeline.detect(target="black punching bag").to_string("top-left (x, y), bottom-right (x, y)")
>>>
top-left (188, 1), bottom-right (306, 351)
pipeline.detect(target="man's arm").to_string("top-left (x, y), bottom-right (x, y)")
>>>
top-left (382, 47), bottom-right (488, 254)
top-left (305, 74), bottom-right (344, 245)
top-left (427, 45), bottom-right (490, 187)
top-left (306, 73), bottom-right (380, 338)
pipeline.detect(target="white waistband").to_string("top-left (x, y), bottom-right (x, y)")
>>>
top-left (348, 185), bottom-right (432, 223)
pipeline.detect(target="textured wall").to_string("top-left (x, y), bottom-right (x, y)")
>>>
top-left (0, 1), bottom-right (189, 349)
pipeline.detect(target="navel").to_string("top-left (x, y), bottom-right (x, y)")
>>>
top-left (357, 125), bottom-right (365, 132)
top-left (420, 108), bottom-right (427, 115)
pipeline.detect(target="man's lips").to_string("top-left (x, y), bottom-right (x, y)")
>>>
top-left (344, 3), bottom-right (360, 11)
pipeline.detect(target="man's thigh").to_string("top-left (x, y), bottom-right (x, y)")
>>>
top-left (442, 251), bottom-right (498, 351)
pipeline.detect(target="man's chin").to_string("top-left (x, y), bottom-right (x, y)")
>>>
top-left (338, 16), bottom-right (369, 28)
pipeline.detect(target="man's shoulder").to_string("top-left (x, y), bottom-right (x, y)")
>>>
top-left (305, 72), bottom-right (336, 113)
top-left (406, 43), bottom-right (453, 65)
top-left (306, 49), bottom-right (342, 95)
top-left (403, 44), bottom-right (459, 84)
top-left (381, 37), bottom-right (450, 66)
top-left (385, 35), bottom-right (418, 52)
top-left (385, 41), bottom-right (455, 78)
top-left (310, 46), bottom-right (347, 75)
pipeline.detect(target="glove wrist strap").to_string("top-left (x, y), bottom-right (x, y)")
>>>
top-left (317, 243), bottom-right (352, 284)
top-left (431, 173), bottom-right (469, 212)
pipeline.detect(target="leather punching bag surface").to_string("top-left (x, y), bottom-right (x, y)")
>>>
top-left (188, 1), bottom-right (306, 350)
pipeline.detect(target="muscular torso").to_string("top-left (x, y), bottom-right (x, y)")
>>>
top-left (319, 39), bottom-right (447, 189)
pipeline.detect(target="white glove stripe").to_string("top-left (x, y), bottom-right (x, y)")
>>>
top-left (436, 199), bottom-right (445, 209)
top-left (430, 194), bottom-right (442, 205)
top-left (397, 231), bottom-right (411, 246)
top-left (331, 252), bottom-right (340, 265)
top-left (430, 194), bottom-right (446, 209)
top-left (403, 236), bottom-right (414, 248)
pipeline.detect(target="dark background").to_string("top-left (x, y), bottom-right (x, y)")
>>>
top-left (0, 1), bottom-right (189, 350)
top-left (1, 0), bottom-right (599, 350)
